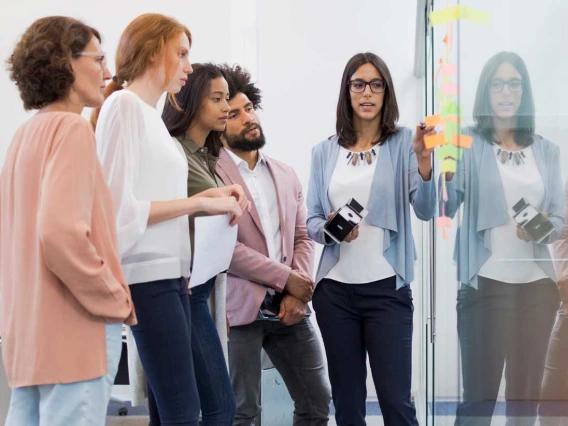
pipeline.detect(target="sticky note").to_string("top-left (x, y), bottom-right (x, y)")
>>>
top-left (444, 121), bottom-right (460, 143)
top-left (451, 134), bottom-right (473, 148)
top-left (442, 63), bottom-right (457, 76)
top-left (442, 115), bottom-right (462, 124)
top-left (441, 158), bottom-right (457, 173)
top-left (425, 115), bottom-right (441, 126)
top-left (437, 216), bottom-right (452, 228)
top-left (424, 134), bottom-right (445, 149)
top-left (441, 100), bottom-right (462, 117)
top-left (430, 5), bottom-right (490, 26)
top-left (436, 144), bottom-right (462, 160)
top-left (441, 82), bottom-right (458, 96)
top-left (461, 6), bottom-right (491, 24)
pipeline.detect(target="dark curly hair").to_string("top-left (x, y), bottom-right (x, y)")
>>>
top-left (6, 16), bottom-right (101, 111)
top-left (218, 64), bottom-right (262, 109)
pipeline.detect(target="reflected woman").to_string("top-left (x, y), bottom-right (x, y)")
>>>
top-left (444, 51), bottom-right (563, 426)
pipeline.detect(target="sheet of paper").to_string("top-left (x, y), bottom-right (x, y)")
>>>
top-left (189, 215), bottom-right (238, 288)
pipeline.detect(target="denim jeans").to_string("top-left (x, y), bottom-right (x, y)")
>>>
top-left (539, 309), bottom-right (568, 425)
top-left (313, 276), bottom-right (418, 426)
top-left (456, 277), bottom-right (559, 426)
top-left (5, 322), bottom-right (122, 426)
top-left (229, 316), bottom-right (331, 426)
top-left (130, 277), bottom-right (200, 426)
top-left (147, 276), bottom-right (235, 426)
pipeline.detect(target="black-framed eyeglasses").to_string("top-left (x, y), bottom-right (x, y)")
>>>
top-left (489, 78), bottom-right (523, 93)
top-left (348, 79), bottom-right (386, 94)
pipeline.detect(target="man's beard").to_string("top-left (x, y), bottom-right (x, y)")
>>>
top-left (224, 123), bottom-right (266, 152)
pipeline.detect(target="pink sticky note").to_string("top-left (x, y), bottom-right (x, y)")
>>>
top-left (442, 63), bottom-right (457, 76)
top-left (437, 216), bottom-right (452, 228)
top-left (441, 82), bottom-right (458, 96)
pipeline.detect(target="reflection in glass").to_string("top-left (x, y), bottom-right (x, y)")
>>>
top-left (442, 52), bottom-right (564, 426)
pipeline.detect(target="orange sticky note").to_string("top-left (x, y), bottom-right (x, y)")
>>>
top-left (437, 216), bottom-right (452, 228)
top-left (424, 134), bottom-right (445, 149)
top-left (425, 115), bottom-right (441, 126)
top-left (451, 134), bottom-right (473, 148)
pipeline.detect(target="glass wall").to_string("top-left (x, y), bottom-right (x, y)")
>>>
top-left (424, 0), bottom-right (568, 424)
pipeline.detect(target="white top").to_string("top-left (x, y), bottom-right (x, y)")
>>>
top-left (325, 146), bottom-right (396, 284)
top-left (226, 149), bottom-right (282, 262)
top-left (95, 90), bottom-right (191, 285)
top-left (478, 145), bottom-right (548, 283)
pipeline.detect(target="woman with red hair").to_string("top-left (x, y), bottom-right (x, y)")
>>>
top-left (93, 13), bottom-right (248, 426)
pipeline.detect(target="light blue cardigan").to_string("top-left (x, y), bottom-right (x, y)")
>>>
top-left (306, 127), bottom-right (436, 289)
top-left (443, 127), bottom-right (565, 289)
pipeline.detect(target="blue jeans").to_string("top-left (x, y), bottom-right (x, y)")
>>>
top-left (130, 277), bottom-right (200, 426)
top-left (148, 276), bottom-right (235, 426)
top-left (5, 322), bottom-right (122, 426)
top-left (313, 276), bottom-right (418, 426)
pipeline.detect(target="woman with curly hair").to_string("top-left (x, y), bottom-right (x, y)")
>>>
top-left (0, 16), bottom-right (136, 426)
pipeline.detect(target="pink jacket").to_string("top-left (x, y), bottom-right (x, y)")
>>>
top-left (0, 113), bottom-right (135, 387)
top-left (216, 148), bottom-right (314, 327)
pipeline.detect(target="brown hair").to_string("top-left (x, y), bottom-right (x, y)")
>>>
top-left (336, 52), bottom-right (399, 147)
top-left (6, 16), bottom-right (100, 111)
top-left (91, 13), bottom-right (191, 128)
top-left (473, 51), bottom-right (535, 147)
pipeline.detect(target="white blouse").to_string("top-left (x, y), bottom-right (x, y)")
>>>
top-left (478, 145), bottom-right (548, 283)
top-left (325, 146), bottom-right (396, 284)
top-left (95, 90), bottom-right (191, 285)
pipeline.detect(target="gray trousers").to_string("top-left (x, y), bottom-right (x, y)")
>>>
top-left (228, 318), bottom-right (331, 426)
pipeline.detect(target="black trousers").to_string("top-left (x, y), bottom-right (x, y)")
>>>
top-left (313, 276), bottom-right (418, 426)
top-left (455, 277), bottom-right (560, 426)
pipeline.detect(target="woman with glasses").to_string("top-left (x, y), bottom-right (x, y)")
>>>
top-left (444, 51), bottom-right (563, 425)
top-left (1, 16), bottom-right (135, 425)
top-left (306, 52), bottom-right (436, 426)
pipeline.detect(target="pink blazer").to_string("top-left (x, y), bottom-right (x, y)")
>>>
top-left (216, 148), bottom-right (314, 327)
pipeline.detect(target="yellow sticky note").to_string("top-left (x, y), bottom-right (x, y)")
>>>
top-left (441, 158), bottom-right (457, 173)
top-left (451, 134), bottom-right (473, 148)
top-left (430, 6), bottom-right (460, 26)
top-left (430, 5), bottom-right (490, 26)
top-left (424, 134), bottom-right (445, 149)
top-left (461, 6), bottom-right (491, 24)
top-left (425, 114), bottom-right (441, 126)
top-left (437, 144), bottom-right (462, 160)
